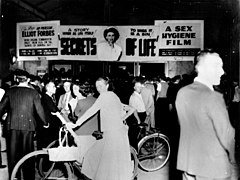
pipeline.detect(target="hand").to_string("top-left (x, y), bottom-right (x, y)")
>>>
top-left (43, 123), bottom-right (49, 128)
top-left (51, 111), bottom-right (67, 124)
top-left (51, 111), bottom-right (60, 116)
top-left (229, 151), bottom-right (236, 165)
top-left (2, 113), bottom-right (7, 120)
top-left (230, 157), bottom-right (237, 167)
top-left (61, 109), bottom-right (70, 114)
top-left (228, 138), bottom-right (236, 165)
top-left (65, 122), bottom-right (76, 130)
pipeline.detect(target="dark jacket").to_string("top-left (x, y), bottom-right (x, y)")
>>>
top-left (0, 86), bottom-right (47, 131)
top-left (176, 81), bottom-right (235, 178)
top-left (41, 93), bottom-right (61, 129)
top-left (37, 93), bottom-right (61, 148)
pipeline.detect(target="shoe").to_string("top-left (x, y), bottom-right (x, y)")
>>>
top-left (0, 164), bottom-right (7, 169)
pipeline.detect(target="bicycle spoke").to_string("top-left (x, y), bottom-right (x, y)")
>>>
top-left (138, 133), bottom-right (170, 172)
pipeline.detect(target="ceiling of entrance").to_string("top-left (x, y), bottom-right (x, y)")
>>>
top-left (3, 0), bottom-right (238, 24)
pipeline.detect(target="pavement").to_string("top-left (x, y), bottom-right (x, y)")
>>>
top-left (137, 162), bottom-right (169, 180)
top-left (3, 135), bottom-right (239, 180)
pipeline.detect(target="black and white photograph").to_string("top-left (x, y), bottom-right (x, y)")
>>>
top-left (0, 1), bottom-right (239, 180)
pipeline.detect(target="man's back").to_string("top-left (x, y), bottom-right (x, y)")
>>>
top-left (141, 87), bottom-right (154, 111)
top-left (176, 81), bottom-right (235, 178)
top-left (0, 86), bottom-right (46, 131)
top-left (141, 86), bottom-right (155, 128)
top-left (0, 82), bottom-right (48, 177)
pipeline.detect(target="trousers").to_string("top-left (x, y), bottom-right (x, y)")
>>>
top-left (7, 130), bottom-right (35, 180)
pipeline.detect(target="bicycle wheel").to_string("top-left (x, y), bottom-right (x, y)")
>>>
top-left (38, 140), bottom-right (58, 178)
top-left (10, 150), bottom-right (73, 180)
top-left (130, 146), bottom-right (138, 179)
top-left (137, 133), bottom-right (170, 172)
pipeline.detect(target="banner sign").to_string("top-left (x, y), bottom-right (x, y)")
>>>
top-left (59, 26), bottom-right (98, 60)
top-left (155, 20), bottom-right (204, 61)
top-left (59, 26), bottom-right (160, 61)
top-left (16, 21), bottom-right (203, 62)
top-left (17, 21), bottom-right (60, 61)
top-left (118, 26), bottom-right (160, 61)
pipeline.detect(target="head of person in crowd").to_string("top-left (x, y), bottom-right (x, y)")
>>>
top-left (2, 75), bottom-right (14, 89)
top-left (194, 49), bottom-right (224, 86)
top-left (83, 85), bottom-right (96, 97)
top-left (132, 76), bottom-right (144, 94)
top-left (103, 27), bottom-right (120, 45)
top-left (70, 81), bottom-right (85, 99)
top-left (29, 75), bottom-right (41, 85)
top-left (29, 74), bottom-right (43, 93)
top-left (81, 80), bottom-right (98, 97)
top-left (63, 80), bottom-right (71, 93)
top-left (45, 81), bottom-right (56, 96)
top-left (95, 76), bottom-right (114, 94)
top-left (170, 75), bottom-right (181, 84)
top-left (15, 69), bottom-right (30, 84)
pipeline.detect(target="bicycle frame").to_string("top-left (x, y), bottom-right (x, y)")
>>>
top-left (11, 112), bottom-right (139, 180)
top-left (132, 123), bottom-right (171, 172)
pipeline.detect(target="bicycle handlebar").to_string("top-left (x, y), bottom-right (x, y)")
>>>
top-left (52, 112), bottom-right (80, 145)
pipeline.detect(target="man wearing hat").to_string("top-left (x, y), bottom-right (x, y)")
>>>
top-left (0, 69), bottom-right (48, 179)
top-left (97, 27), bottom-right (122, 61)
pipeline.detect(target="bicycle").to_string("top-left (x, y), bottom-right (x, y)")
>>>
top-left (133, 122), bottom-right (171, 172)
top-left (10, 113), bottom-right (138, 180)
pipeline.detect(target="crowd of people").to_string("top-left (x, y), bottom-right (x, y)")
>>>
top-left (0, 48), bottom-right (239, 180)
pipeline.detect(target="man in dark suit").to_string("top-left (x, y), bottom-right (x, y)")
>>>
top-left (175, 49), bottom-right (235, 180)
top-left (0, 70), bottom-right (48, 179)
top-left (38, 81), bottom-right (61, 149)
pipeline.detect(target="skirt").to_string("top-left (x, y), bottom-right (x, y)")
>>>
top-left (81, 125), bottom-right (132, 180)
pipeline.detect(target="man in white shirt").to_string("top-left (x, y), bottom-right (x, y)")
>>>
top-left (57, 81), bottom-right (72, 120)
top-left (129, 78), bottom-right (146, 124)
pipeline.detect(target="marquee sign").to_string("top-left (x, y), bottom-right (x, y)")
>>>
top-left (17, 20), bottom-right (203, 62)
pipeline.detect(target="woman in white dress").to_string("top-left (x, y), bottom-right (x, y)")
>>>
top-left (66, 76), bottom-right (135, 180)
